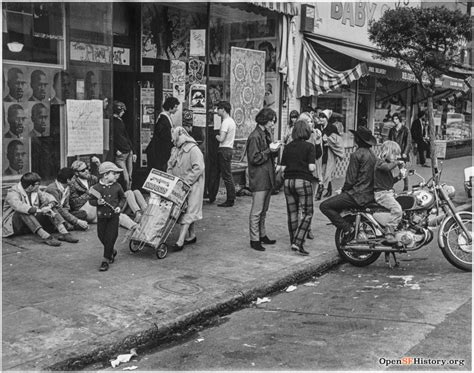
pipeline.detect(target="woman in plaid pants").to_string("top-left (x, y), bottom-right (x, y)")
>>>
top-left (280, 120), bottom-right (317, 255)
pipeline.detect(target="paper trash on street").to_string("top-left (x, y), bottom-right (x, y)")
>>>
top-left (122, 366), bottom-right (138, 371)
top-left (286, 285), bottom-right (297, 292)
top-left (255, 297), bottom-right (271, 305)
top-left (303, 281), bottom-right (319, 287)
top-left (110, 349), bottom-right (138, 368)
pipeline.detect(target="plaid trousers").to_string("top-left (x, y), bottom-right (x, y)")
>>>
top-left (284, 179), bottom-right (314, 247)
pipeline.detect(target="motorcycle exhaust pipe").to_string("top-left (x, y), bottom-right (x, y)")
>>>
top-left (344, 245), bottom-right (401, 252)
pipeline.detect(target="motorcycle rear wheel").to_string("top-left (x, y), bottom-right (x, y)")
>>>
top-left (335, 216), bottom-right (381, 267)
top-left (440, 211), bottom-right (472, 272)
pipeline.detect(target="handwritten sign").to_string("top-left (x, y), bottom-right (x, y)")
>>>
top-left (70, 42), bottom-right (112, 64)
top-left (142, 168), bottom-right (190, 207)
top-left (66, 100), bottom-right (103, 156)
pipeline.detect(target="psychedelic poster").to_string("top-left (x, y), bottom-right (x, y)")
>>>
top-left (230, 47), bottom-right (265, 139)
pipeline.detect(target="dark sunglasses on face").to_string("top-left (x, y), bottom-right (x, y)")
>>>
top-left (78, 167), bottom-right (89, 173)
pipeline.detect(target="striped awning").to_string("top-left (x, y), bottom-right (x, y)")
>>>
top-left (252, 2), bottom-right (299, 16)
top-left (296, 39), bottom-right (368, 98)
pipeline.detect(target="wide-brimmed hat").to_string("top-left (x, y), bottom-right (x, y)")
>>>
top-left (349, 126), bottom-right (377, 146)
top-left (98, 161), bottom-right (123, 174)
top-left (320, 109), bottom-right (333, 120)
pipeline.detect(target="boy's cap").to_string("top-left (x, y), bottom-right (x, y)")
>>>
top-left (99, 161), bottom-right (123, 174)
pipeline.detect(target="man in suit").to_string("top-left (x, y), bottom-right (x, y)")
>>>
top-left (4, 67), bottom-right (26, 102)
top-left (4, 104), bottom-right (26, 138)
top-left (29, 103), bottom-right (49, 137)
top-left (4, 140), bottom-right (26, 176)
top-left (28, 70), bottom-right (49, 102)
top-left (410, 111), bottom-right (430, 167)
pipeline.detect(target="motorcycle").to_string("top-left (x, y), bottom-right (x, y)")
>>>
top-left (335, 166), bottom-right (472, 271)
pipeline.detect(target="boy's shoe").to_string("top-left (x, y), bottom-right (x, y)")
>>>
top-left (58, 233), bottom-right (79, 243)
top-left (341, 226), bottom-right (355, 245)
top-left (99, 261), bottom-right (109, 271)
top-left (134, 211), bottom-right (143, 223)
top-left (42, 236), bottom-right (62, 247)
top-left (306, 231), bottom-right (314, 240)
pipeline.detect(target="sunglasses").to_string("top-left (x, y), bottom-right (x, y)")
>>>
top-left (77, 167), bottom-right (89, 173)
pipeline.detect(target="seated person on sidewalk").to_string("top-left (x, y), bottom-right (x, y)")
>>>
top-left (373, 141), bottom-right (406, 244)
top-left (69, 159), bottom-right (138, 229)
top-left (320, 126), bottom-right (377, 242)
top-left (2, 172), bottom-right (79, 245)
top-left (45, 167), bottom-right (89, 231)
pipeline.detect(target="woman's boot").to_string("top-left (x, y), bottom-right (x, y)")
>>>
top-left (315, 184), bottom-right (324, 201)
top-left (323, 182), bottom-right (332, 198)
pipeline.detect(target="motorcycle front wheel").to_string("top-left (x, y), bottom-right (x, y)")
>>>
top-left (335, 216), bottom-right (381, 267)
top-left (440, 211), bottom-right (472, 272)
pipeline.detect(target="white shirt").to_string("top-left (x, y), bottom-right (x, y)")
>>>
top-left (219, 117), bottom-right (236, 148)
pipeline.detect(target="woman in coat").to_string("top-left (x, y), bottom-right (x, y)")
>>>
top-left (167, 126), bottom-right (205, 251)
top-left (146, 97), bottom-right (180, 171)
top-left (246, 107), bottom-right (281, 251)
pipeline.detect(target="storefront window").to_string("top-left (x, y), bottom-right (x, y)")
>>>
top-left (2, 3), bottom-right (64, 66)
top-left (374, 78), bottom-right (409, 143)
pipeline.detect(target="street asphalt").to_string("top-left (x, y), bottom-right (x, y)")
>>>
top-left (2, 156), bottom-right (472, 371)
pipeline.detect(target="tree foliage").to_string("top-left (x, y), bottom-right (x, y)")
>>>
top-left (368, 6), bottom-right (470, 93)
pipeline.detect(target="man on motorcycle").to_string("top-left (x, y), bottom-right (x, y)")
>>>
top-left (320, 126), bottom-right (377, 242)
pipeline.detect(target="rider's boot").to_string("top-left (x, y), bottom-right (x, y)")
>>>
top-left (383, 226), bottom-right (398, 245)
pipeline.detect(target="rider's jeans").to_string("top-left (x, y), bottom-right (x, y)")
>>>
top-left (373, 190), bottom-right (402, 230)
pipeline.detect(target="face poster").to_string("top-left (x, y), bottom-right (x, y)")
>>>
top-left (3, 138), bottom-right (31, 179)
top-left (189, 84), bottom-right (206, 114)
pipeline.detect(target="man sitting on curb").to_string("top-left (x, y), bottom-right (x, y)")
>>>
top-left (2, 172), bottom-right (79, 245)
top-left (69, 158), bottom-right (138, 229)
top-left (46, 167), bottom-right (89, 231)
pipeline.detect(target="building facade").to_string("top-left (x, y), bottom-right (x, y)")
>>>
top-left (2, 1), bottom-right (471, 190)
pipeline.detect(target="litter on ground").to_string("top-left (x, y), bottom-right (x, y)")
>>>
top-left (286, 285), bottom-right (297, 292)
top-left (255, 297), bottom-right (271, 304)
top-left (110, 349), bottom-right (138, 368)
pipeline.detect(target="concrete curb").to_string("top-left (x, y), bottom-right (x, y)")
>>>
top-left (46, 255), bottom-right (342, 370)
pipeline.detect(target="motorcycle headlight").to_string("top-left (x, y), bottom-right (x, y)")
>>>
top-left (442, 184), bottom-right (456, 198)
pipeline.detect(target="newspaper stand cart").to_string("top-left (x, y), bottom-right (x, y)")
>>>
top-left (129, 169), bottom-right (191, 259)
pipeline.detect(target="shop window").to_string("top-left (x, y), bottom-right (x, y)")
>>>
top-left (3, 3), bottom-right (64, 66)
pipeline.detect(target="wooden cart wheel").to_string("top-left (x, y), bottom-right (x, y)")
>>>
top-left (156, 243), bottom-right (168, 259)
top-left (129, 240), bottom-right (141, 253)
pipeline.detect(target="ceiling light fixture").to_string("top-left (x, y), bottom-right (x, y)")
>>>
top-left (7, 41), bottom-right (24, 52)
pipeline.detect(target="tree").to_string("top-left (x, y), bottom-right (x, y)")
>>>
top-left (368, 5), bottom-right (470, 175)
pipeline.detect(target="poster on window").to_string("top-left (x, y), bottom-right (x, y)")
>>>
top-left (189, 84), bottom-right (206, 114)
top-left (140, 83), bottom-right (154, 167)
top-left (66, 100), bottom-right (103, 156)
top-left (3, 138), bottom-right (31, 179)
top-left (263, 76), bottom-right (277, 110)
top-left (170, 60), bottom-right (186, 84)
top-left (190, 29), bottom-right (206, 57)
top-left (230, 47), bottom-right (265, 139)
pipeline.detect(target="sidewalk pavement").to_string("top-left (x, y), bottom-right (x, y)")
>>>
top-left (2, 156), bottom-right (472, 371)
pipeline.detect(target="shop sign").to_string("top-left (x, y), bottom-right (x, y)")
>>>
top-left (312, 1), bottom-right (420, 48)
top-left (434, 140), bottom-right (447, 159)
top-left (70, 42), bottom-right (112, 64)
top-left (113, 47), bottom-right (130, 66)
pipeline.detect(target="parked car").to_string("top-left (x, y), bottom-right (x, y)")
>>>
top-left (464, 166), bottom-right (473, 198)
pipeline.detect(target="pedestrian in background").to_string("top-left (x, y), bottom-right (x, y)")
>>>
top-left (215, 101), bottom-right (236, 207)
top-left (89, 162), bottom-right (126, 272)
top-left (283, 110), bottom-right (299, 145)
top-left (280, 120), bottom-right (316, 256)
top-left (167, 126), bottom-right (205, 251)
top-left (317, 109), bottom-right (344, 200)
top-left (246, 108), bottom-right (281, 252)
top-left (410, 111), bottom-right (430, 167)
top-left (146, 96), bottom-right (180, 171)
top-left (112, 101), bottom-right (136, 191)
top-left (388, 112), bottom-right (411, 191)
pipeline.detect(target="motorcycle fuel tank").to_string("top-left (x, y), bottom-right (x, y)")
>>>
top-left (412, 189), bottom-right (435, 209)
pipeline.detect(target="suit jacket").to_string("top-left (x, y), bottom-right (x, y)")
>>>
top-left (246, 125), bottom-right (276, 192)
top-left (69, 174), bottom-right (98, 211)
top-left (388, 125), bottom-right (411, 159)
top-left (146, 113), bottom-right (173, 171)
top-left (45, 181), bottom-right (79, 225)
top-left (411, 119), bottom-right (425, 144)
top-left (342, 147), bottom-right (377, 206)
top-left (4, 166), bottom-right (22, 176)
top-left (2, 182), bottom-right (55, 237)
